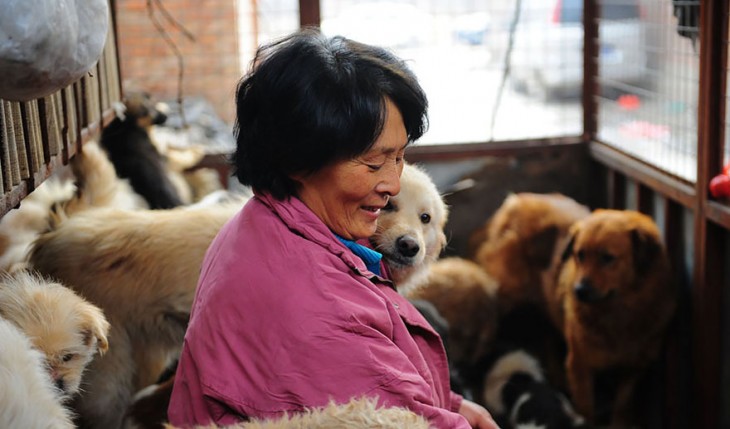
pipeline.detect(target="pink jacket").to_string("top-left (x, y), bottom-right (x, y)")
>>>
top-left (168, 193), bottom-right (469, 428)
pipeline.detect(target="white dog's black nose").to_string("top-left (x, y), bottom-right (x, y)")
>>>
top-left (396, 236), bottom-right (420, 258)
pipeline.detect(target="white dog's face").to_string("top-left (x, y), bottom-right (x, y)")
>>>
top-left (0, 270), bottom-right (109, 399)
top-left (371, 164), bottom-right (448, 294)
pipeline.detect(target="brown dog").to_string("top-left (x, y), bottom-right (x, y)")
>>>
top-left (473, 192), bottom-right (590, 316)
top-left (543, 209), bottom-right (678, 426)
top-left (409, 256), bottom-right (499, 369)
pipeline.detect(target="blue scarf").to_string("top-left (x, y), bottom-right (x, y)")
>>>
top-left (336, 235), bottom-right (382, 276)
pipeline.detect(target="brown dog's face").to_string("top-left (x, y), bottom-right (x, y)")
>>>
top-left (371, 164), bottom-right (448, 288)
top-left (561, 209), bottom-right (665, 305)
top-left (123, 91), bottom-right (168, 128)
top-left (0, 271), bottom-right (110, 399)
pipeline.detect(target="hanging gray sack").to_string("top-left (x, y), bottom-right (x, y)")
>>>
top-left (0, 0), bottom-right (109, 101)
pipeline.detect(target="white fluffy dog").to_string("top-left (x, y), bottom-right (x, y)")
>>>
top-left (0, 270), bottom-right (110, 398)
top-left (370, 163), bottom-right (449, 295)
top-left (164, 397), bottom-right (432, 429)
top-left (0, 318), bottom-right (75, 429)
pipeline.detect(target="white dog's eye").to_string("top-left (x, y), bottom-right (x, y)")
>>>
top-left (420, 213), bottom-right (431, 224)
top-left (62, 353), bottom-right (76, 362)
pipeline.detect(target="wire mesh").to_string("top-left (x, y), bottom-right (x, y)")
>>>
top-left (724, 11), bottom-right (730, 170)
top-left (595, 0), bottom-right (700, 182)
top-left (237, 0), bottom-right (586, 145)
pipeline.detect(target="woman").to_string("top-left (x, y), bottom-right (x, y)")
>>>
top-left (168, 28), bottom-right (498, 429)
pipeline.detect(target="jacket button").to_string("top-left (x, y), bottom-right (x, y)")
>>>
top-left (393, 303), bottom-right (399, 309)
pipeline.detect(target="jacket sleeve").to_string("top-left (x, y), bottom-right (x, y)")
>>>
top-left (336, 321), bottom-right (471, 429)
top-left (450, 391), bottom-right (464, 413)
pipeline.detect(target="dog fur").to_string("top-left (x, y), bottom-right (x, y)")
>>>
top-left (164, 397), bottom-right (432, 429)
top-left (0, 139), bottom-right (145, 272)
top-left (62, 140), bottom-right (148, 216)
top-left (122, 376), bottom-right (176, 429)
top-left (472, 192), bottom-right (590, 316)
top-left (482, 348), bottom-right (585, 429)
top-left (0, 177), bottom-right (75, 272)
top-left (0, 317), bottom-right (75, 429)
top-left (409, 256), bottom-right (499, 370)
top-left (0, 269), bottom-right (110, 399)
top-left (28, 201), bottom-right (245, 429)
top-left (542, 209), bottom-right (678, 426)
top-left (101, 91), bottom-right (185, 209)
top-left (371, 163), bottom-right (449, 295)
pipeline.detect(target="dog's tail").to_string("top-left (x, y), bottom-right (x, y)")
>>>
top-left (47, 141), bottom-right (147, 229)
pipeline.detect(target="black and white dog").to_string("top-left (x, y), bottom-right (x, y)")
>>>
top-left (482, 348), bottom-right (587, 429)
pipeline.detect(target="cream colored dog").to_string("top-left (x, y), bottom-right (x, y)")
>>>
top-left (29, 201), bottom-right (245, 429)
top-left (0, 140), bottom-right (145, 273)
top-left (0, 317), bottom-right (75, 429)
top-left (165, 397), bottom-right (432, 429)
top-left (371, 163), bottom-right (449, 295)
top-left (0, 270), bottom-right (110, 399)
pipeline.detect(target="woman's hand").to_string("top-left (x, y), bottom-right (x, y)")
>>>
top-left (458, 399), bottom-right (500, 429)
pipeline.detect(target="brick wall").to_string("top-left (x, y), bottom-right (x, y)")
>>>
top-left (115, 0), bottom-right (241, 124)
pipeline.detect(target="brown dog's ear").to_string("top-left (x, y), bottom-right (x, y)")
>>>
top-left (527, 226), bottom-right (560, 269)
top-left (631, 228), bottom-right (662, 277)
top-left (560, 229), bottom-right (577, 263)
top-left (80, 303), bottom-right (111, 355)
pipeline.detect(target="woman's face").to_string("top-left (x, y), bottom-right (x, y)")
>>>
top-left (295, 99), bottom-right (408, 240)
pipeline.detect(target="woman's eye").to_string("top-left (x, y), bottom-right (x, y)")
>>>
top-left (366, 163), bottom-right (383, 171)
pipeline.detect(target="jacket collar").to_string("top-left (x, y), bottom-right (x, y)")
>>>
top-left (254, 192), bottom-right (391, 284)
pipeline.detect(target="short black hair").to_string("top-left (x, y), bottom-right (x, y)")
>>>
top-left (231, 28), bottom-right (428, 200)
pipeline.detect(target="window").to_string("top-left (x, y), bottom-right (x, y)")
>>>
top-left (237, 0), bottom-right (702, 184)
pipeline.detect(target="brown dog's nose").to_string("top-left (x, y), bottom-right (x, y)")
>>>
top-left (574, 279), bottom-right (602, 303)
top-left (396, 236), bottom-right (420, 258)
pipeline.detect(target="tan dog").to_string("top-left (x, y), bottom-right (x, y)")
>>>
top-left (0, 270), bottom-right (110, 398)
top-left (164, 397), bottom-right (432, 429)
top-left (0, 140), bottom-right (145, 273)
top-left (543, 209), bottom-right (678, 426)
top-left (0, 178), bottom-right (75, 272)
top-left (371, 163), bottom-right (449, 295)
top-left (0, 318), bottom-right (75, 429)
top-left (473, 192), bottom-right (590, 316)
top-left (28, 201), bottom-right (245, 429)
top-left (409, 257), bottom-right (499, 368)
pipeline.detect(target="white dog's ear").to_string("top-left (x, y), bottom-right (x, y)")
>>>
top-left (438, 230), bottom-right (447, 254)
top-left (80, 303), bottom-right (110, 355)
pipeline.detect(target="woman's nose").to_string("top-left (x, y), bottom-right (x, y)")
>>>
top-left (377, 163), bottom-right (401, 196)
